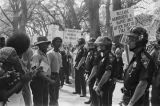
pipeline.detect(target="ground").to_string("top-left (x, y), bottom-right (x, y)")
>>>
top-left (59, 79), bottom-right (123, 106)
top-left (5, 79), bottom-right (123, 106)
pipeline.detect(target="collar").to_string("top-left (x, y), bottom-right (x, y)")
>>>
top-left (38, 50), bottom-right (46, 56)
top-left (53, 48), bottom-right (60, 52)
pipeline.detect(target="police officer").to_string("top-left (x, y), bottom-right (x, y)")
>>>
top-left (84, 38), bottom-right (96, 104)
top-left (151, 27), bottom-right (160, 106)
top-left (92, 36), bottom-right (116, 106)
top-left (122, 27), bottom-right (155, 106)
top-left (73, 38), bottom-right (87, 97)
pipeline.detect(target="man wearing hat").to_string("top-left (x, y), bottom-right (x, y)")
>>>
top-left (30, 36), bottom-right (55, 106)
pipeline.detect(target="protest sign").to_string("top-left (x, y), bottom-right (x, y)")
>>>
top-left (64, 28), bottom-right (82, 45)
top-left (111, 8), bottom-right (135, 36)
top-left (48, 25), bottom-right (59, 41)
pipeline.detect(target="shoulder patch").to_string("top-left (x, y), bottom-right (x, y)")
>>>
top-left (132, 61), bottom-right (137, 68)
top-left (141, 52), bottom-right (150, 69)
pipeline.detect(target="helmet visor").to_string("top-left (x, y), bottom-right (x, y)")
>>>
top-left (126, 34), bottom-right (137, 44)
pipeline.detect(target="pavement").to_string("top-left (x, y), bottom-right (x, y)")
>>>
top-left (4, 78), bottom-right (124, 106)
top-left (59, 79), bottom-right (123, 106)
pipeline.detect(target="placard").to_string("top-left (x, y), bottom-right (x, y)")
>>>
top-left (111, 8), bottom-right (135, 36)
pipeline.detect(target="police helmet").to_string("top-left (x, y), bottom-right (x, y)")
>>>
top-left (128, 26), bottom-right (148, 47)
top-left (95, 36), bottom-right (112, 50)
top-left (88, 38), bottom-right (96, 44)
top-left (78, 38), bottom-right (85, 46)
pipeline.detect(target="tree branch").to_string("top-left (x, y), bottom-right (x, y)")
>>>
top-left (0, 18), bottom-right (11, 26)
top-left (0, 6), bottom-right (13, 25)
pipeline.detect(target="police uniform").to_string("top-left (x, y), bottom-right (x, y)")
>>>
top-left (123, 50), bottom-right (154, 106)
top-left (89, 51), bottom-right (103, 106)
top-left (94, 51), bottom-right (116, 106)
top-left (85, 49), bottom-right (96, 103)
top-left (74, 46), bottom-right (88, 95)
top-left (151, 44), bottom-right (160, 106)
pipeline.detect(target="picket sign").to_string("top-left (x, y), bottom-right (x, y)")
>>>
top-left (111, 7), bottom-right (135, 36)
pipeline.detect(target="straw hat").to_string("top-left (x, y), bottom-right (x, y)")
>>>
top-left (34, 36), bottom-right (51, 46)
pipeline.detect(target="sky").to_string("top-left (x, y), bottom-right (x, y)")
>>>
top-left (0, 0), bottom-right (4, 7)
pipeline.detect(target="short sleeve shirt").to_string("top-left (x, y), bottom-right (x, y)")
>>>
top-left (31, 50), bottom-right (51, 76)
top-left (95, 52), bottom-right (115, 81)
top-left (124, 51), bottom-right (154, 90)
top-left (85, 50), bottom-right (95, 73)
top-left (75, 46), bottom-right (87, 65)
top-left (47, 49), bottom-right (62, 73)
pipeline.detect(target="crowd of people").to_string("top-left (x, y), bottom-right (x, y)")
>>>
top-left (0, 26), bottom-right (160, 106)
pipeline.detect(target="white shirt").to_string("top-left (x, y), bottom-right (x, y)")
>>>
top-left (47, 49), bottom-right (62, 73)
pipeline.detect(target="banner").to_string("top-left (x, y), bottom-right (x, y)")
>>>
top-left (64, 29), bottom-right (82, 45)
top-left (48, 25), bottom-right (59, 41)
top-left (111, 8), bottom-right (135, 36)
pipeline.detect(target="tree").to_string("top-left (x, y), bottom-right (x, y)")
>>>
top-left (0, 0), bottom-right (46, 36)
top-left (85, 0), bottom-right (101, 38)
top-left (0, 0), bottom-right (28, 34)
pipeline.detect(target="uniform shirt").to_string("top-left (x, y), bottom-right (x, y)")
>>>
top-left (150, 45), bottom-right (160, 65)
top-left (124, 50), bottom-right (154, 91)
top-left (47, 49), bottom-right (62, 73)
top-left (95, 52), bottom-right (115, 81)
top-left (150, 45), bottom-right (160, 104)
top-left (122, 50), bottom-right (134, 70)
top-left (85, 49), bottom-right (95, 75)
top-left (31, 50), bottom-right (51, 76)
top-left (75, 46), bottom-right (87, 66)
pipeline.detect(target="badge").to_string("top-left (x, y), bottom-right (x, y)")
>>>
top-left (132, 61), bottom-right (137, 68)
top-left (101, 58), bottom-right (105, 63)
top-left (109, 53), bottom-right (114, 62)
top-left (141, 53), bottom-right (150, 69)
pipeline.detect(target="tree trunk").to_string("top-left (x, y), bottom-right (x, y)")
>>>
top-left (66, 0), bottom-right (81, 29)
top-left (12, 0), bottom-right (20, 34)
top-left (112, 0), bottom-right (122, 11)
top-left (85, 0), bottom-right (100, 39)
top-left (105, 0), bottom-right (112, 39)
top-left (18, 0), bottom-right (27, 34)
top-left (11, 0), bottom-right (27, 34)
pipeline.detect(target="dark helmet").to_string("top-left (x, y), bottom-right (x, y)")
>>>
top-left (78, 38), bottom-right (85, 46)
top-left (94, 36), bottom-right (112, 50)
top-left (88, 38), bottom-right (96, 44)
top-left (128, 26), bottom-right (148, 47)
